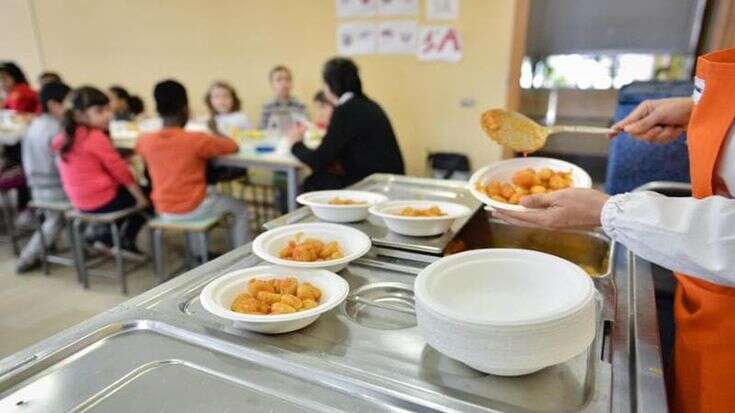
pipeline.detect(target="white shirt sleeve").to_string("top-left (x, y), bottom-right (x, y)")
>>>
top-left (601, 191), bottom-right (735, 286)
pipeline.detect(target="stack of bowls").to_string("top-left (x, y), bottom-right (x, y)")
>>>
top-left (414, 249), bottom-right (597, 376)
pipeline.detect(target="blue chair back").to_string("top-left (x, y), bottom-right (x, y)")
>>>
top-left (605, 80), bottom-right (693, 194)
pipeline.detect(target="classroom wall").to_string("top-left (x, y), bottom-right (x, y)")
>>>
top-left (1, 0), bottom-right (515, 175)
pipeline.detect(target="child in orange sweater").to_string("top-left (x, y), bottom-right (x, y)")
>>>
top-left (136, 79), bottom-right (250, 247)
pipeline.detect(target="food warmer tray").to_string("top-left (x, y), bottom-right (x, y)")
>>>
top-left (263, 174), bottom-right (482, 255)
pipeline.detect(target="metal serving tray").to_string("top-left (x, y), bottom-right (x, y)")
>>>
top-left (133, 248), bottom-right (615, 412)
top-left (263, 174), bottom-right (482, 255)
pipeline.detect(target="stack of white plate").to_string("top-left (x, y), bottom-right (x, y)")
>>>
top-left (414, 249), bottom-right (597, 376)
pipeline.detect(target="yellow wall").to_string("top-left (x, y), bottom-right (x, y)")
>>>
top-left (2, 0), bottom-right (515, 175)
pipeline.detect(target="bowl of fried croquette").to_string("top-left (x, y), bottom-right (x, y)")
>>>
top-left (200, 266), bottom-right (349, 334)
top-left (369, 200), bottom-right (472, 237)
top-left (253, 223), bottom-right (371, 272)
top-left (468, 157), bottom-right (592, 212)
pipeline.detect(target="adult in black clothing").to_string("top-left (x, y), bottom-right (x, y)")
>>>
top-left (288, 57), bottom-right (405, 191)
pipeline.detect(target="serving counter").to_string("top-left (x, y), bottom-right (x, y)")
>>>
top-left (0, 175), bottom-right (668, 412)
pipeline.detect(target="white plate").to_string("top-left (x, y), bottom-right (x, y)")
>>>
top-left (468, 157), bottom-right (592, 212)
top-left (369, 200), bottom-right (471, 237)
top-left (414, 249), bottom-right (596, 376)
top-left (297, 190), bottom-right (389, 223)
top-left (252, 223), bottom-right (371, 272)
top-left (200, 266), bottom-right (349, 334)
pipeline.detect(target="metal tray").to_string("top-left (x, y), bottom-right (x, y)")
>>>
top-left (138, 250), bottom-right (614, 413)
top-left (0, 319), bottom-right (430, 412)
top-left (263, 174), bottom-right (482, 255)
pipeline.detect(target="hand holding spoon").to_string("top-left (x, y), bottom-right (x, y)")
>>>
top-left (480, 109), bottom-right (614, 154)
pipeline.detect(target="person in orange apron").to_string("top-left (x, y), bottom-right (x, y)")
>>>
top-left (495, 47), bottom-right (735, 413)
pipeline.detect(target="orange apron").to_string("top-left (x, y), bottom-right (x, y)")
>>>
top-left (673, 47), bottom-right (735, 413)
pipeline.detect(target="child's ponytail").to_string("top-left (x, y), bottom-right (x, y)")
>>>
top-left (58, 86), bottom-right (110, 161)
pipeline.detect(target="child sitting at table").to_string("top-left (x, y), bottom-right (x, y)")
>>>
top-left (53, 86), bottom-right (149, 258)
top-left (136, 79), bottom-right (250, 248)
top-left (313, 90), bottom-right (334, 130)
top-left (259, 65), bottom-right (308, 130)
top-left (16, 81), bottom-right (71, 272)
top-left (205, 81), bottom-right (251, 136)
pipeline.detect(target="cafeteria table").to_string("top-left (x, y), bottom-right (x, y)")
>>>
top-left (112, 135), bottom-right (305, 212)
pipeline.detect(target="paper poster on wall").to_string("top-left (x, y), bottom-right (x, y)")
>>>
top-left (426, 0), bottom-right (459, 20)
top-left (337, 22), bottom-right (378, 55)
top-left (377, 0), bottom-right (418, 16)
top-left (417, 26), bottom-right (462, 62)
top-left (377, 21), bottom-right (417, 54)
top-left (336, 0), bottom-right (378, 17)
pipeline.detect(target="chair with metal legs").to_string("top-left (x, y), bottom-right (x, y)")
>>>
top-left (27, 200), bottom-right (75, 275)
top-left (67, 207), bottom-right (149, 295)
top-left (146, 214), bottom-right (230, 285)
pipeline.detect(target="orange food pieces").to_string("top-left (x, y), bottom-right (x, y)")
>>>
top-left (230, 277), bottom-right (323, 315)
top-left (279, 236), bottom-right (344, 262)
top-left (397, 206), bottom-right (447, 217)
top-left (477, 168), bottom-right (573, 205)
top-left (328, 197), bottom-right (366, 205)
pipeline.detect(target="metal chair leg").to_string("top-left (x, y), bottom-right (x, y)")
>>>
top-left (199, 232), bottom-right (209, 263)
top-left (183, 231), bottom-right (195, 270)
top-left (71, 218), bottom-right (88, 288)
top-left (0, 191), bottom-right (19, 256)
top-left (110, 222), bottom-right (127, 295)
top-left (151, 227), bottom-right (166, 285)
top-left (35, 208), bottom-right (50, 276)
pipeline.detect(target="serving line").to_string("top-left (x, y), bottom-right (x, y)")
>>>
top-left (0, 236), bottom-right (666, 412)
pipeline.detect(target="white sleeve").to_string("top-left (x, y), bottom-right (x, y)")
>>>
top-left (601, 191), bottom-right (735, 286)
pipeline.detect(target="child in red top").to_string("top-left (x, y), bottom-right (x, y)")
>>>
top-left (0, 62), bottom-right (39, 113)
top-left (53, 86), bottom-right (148, 255)
top-left (0, 62), bottom-right (37, 227)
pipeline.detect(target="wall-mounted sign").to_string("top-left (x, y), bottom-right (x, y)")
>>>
top-left (377, 20), bottom-right (417, 54)
top-left (337, 22), bottom-right (378, 55)
top-left (426, 0), bottom-right (459, 20)
top-left (336, 0), bottom-right (378, 18)
top-left (378, 0), bottom-right (418, 16)
top-left (418, 26), bottom-right (462, 62)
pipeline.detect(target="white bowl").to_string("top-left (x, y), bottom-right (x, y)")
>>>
top-left (468, 157), bottom-right (593, 212)
top-left (369, 200), bottom-right (472, 237)
top-left (252, 223), bottom-right (371, 272)
top-left (414, 249), bottom-right (597, 376)
top-left (200, 266), bottom-right (349, 334)
top-left (297, 190), bottom-right (389, 223)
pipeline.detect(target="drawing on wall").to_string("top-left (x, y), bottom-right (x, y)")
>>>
top-left (336, 0), bottom-right (378, 17)
top-left (377, 0), bottom-right (419, 16)
top-left (417, 26), bottom-right (462, 62)
top-left (426, 0), bottom-right (459, 20)
top-left (337, 22), bottom-right (378, 55)
top-left (377, 20), bottom-right (417, 54)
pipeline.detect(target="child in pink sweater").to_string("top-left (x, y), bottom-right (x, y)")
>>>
top-left (52, 86), bottom-right (148, 255)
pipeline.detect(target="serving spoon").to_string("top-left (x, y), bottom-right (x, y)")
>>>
top-left (480, 109), bottom-right (614, 154)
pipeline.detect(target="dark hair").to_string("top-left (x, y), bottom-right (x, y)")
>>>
top-left (322, 57), bottom-right (362, 97)
top-left (38, 71), bottom-right (62, 85)
top-left (0, 61), bottom-right (29, 85)
top-left (313, 90), bottom-right (333, 106)
top-left (39, 81), bottom-right (71, 113)
top-left (269, 65), bottom-right (292, 81)
top-left (154, 79), bottom-right (188, 118)
top-left (60, 86), bottom-right (110, 160)
top-left (109, 85), bottom-right (130, 101)
top-left (128, 95), bottom-right (144, 115)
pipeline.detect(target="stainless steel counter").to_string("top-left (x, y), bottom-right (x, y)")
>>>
top-left (0, 178), bottom-right (668, 412)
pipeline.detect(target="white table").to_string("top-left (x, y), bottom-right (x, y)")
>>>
top-left (113, 135), bottom-right (305, 212)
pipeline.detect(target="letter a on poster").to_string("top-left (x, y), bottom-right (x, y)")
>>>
top-left (418, 26), bottom-right (462, 62)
